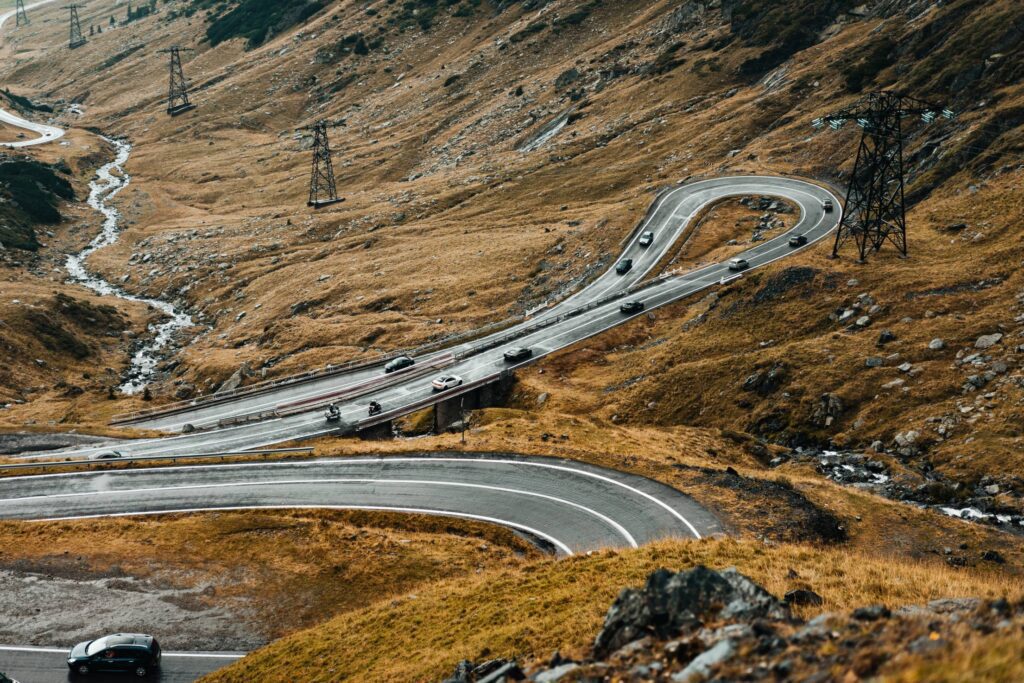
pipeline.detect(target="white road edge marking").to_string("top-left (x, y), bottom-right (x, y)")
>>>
top-left (33, 505), bottom-right (575, 556)
top-left (3, 455), bottom-right (702, 539)
top-left (5, 477), bottom-right (639, 548)
top-left (0, 645), bottom-right (244, 659)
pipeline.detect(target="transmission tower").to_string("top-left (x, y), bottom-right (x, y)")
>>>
top-left (157, 47), bottom-right (196, 116)
top-left (813, 92), bottom-right (954, 261)
top-left (304, 120), bottom-right (345, 208)
top-left (15, 0), bottom-right (28, 27)
top-left (65, 5), bottom-right (86, 49)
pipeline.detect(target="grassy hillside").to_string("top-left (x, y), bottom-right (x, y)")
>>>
top-left (202, 537), bottom-right (1023, 682)
top-left (0, 2), bottom-right (1022, 678)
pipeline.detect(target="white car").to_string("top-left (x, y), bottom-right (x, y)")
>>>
top-left (728, 258), bottom-right (749, 271)
top-left (431, 375), bottom-right (464, 392)
top-left (89, 451), bottom-right (123, 461)
top-left (638, 231), bottom-right (654, 247)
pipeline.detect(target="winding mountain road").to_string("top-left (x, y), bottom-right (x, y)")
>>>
top-left (0, 454), bottom-right (720, 553)
top-left (22, 177), bottom-right (840, 453)
top-left (0, 0), bottom-right (65, 149)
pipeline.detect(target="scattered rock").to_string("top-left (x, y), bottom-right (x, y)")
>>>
top-left (928, 338), bottom-right (946, 351)
top-left (785, 589), bottom-right (824, 607)
top-left (671, 639), bottom-right (735, 682)
top-left (981, 550), bottom-right (1006, 564)
top-left (975, 333), bottom-right (1003, 349)
top-left (877, 330), bottom-right (896, 345)
top-left (851, 605), bottom-right (891, 621)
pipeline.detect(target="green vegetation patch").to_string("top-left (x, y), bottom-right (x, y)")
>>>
top-left (0, 158), bottom-right (75, 251)
top-left (0, 89), bottom-right (53, 113)
top-left (190, 0), bottom-right (327, 49)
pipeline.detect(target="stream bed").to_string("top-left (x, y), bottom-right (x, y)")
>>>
top-left (65, 136), bottom-right (194, 394)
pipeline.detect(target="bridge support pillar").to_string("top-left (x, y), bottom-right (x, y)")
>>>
top-left (434, 374), bottom-right (515, 433)
top-left (357, 420), bottom-right (394, 440)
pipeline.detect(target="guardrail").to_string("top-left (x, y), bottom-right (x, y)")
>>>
top-left (355, 372), bottom-right (509, 431)
top-left (111, 175), bottom-right (838, 430)
top-left (349, 275), bottom-right (690, 431)
top-left (109, 319), bottom-right (522, 426)
top-left (276, 354), bottom-right (454, 418)
top-left (0, 447), bottom-right (315, 472)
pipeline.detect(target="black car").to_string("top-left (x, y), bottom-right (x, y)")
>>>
top-left (384, 356), bottom-right (415, 374)
top-left (1, 672), bottom-right (21, 683)
top-left (619, 300), bottom-right (645, 314)
top-left (67, 633), bottom-right (161, 678)
top-left (788, 234), bottom-right (808, 247)
top-left (615, 258), bottom-right (633, 275)
top-left (503, 347), bottom-right (533, 363)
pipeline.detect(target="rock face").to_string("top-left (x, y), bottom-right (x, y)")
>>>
top-left (809, 393), bottom-right (843, 428)
top-left (481, 570), bottom-right (1024, 683)
top-left (593, 565), bottom-right (790, 657)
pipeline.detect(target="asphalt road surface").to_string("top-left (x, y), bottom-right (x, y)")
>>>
top-left (0, 646), bottom-right (241, 683)
top-left (18, 176), bottom-right (839, 457)
top-left (0, 454), bottom-right (721, 553)
top-left (0, 1), bottom-right (66, 149)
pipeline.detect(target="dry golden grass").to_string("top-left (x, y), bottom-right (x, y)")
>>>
top-left (200, 536), bottom-right (1023, 683)
top-left (888, 633), bottom-right (1024, 683)
top-left (0, 509), bottom-right (539, 639)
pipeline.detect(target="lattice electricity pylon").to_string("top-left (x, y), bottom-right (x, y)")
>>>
top-left (65, 4), bottom-right (86, 49)
top-left (302, 120), bottom-right (346, 208)
top-left (157, 46), bottom-right (196, 116)
top-left (812, 91), bottom-right (955, 262)
top-left (15, 0), bottom-right (29, 27)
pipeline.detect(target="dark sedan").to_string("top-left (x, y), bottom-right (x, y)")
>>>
top-left (67, 633), bottom-right (161, 678)
top-left (615, 258), bottom-right (633, 275)
top-left (503, 347), bottom-right (533, 363)
top-left (788, 234), bottom-right (808, 247)
top-left (384, 356), bottom-right (415, 374)
top-left (619, 300), bottom-right (645, 314)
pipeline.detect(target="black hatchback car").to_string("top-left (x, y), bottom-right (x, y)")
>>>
top-left (67, 633), bottom-right (161, 678)
top-left (384, 355), bottom-right (415, 374)
top-left (503, 347), bottom-right (533, 363)
top-left (615, 258), bottom-right (633, 275)
top-left (619, 300), bottom-right (645, 314)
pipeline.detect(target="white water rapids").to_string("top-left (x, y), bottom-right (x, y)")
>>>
top-left (64, 137), bottom-right (194, 394)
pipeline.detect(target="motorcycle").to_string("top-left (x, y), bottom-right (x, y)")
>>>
top-left (368, 401), bottom-right (383, 416)
top-left (324, 403), bottom-right (341, 422)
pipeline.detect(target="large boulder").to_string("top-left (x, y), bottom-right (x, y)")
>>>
top-left (593, 566), bottom-right (790, 657)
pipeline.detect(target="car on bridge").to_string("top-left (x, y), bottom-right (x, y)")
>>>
top-left (432, 375), bottom-right (464, 392)
top-left (788, 234), bottom-right (808, 247)
top-left (384, 356), bottom-right (415, 374)
top-left (67, 633), bottom-right (161, 678)
top-left (615, 258), bottom-right (633, 275)
top-left (89, 451), bottom-right (123, 461)
top-left (619, 300), bottom-right (645, 314)
top-left (503, 347), bottom-right (533, 363)
top-left (638, 231), bottom-right (654, 247)
top-left (728, 257), bottom-right (749, 271)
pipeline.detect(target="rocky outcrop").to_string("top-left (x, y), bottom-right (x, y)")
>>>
top-left (594, 565), bottom-right (791, 657)
top-left (466, 568), bottom-right (1024, 683)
